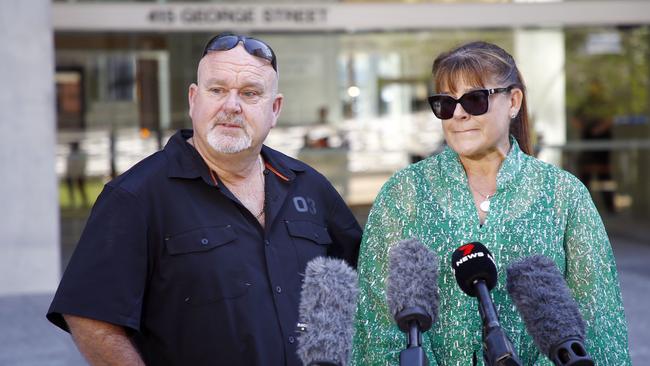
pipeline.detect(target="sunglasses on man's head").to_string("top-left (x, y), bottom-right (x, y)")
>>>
top-left (427, 86), bottom-right (513, 120)
top-left (202, 34), bottom-right (277, 72)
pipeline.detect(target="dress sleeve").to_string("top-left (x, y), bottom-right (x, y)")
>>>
top-left (351, 175), bottom-right (438, 366)
top-left (563, 180), bottom-right (631, 365)
top-left (47, 184), bottom-right (148, 333)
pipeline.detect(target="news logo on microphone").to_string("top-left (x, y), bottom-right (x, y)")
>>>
top-left (450, 242), bottom-right (522, 366)
top-left (451, 242), bottom-right (498, 297)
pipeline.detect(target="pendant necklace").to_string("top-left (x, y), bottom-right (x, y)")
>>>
top-left (469, 182), bottom-right (495, 213)
top-left (479, 196), bottom-right (491, 213)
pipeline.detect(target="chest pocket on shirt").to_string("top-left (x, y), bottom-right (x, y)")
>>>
top-left (164, 225), bottom-right (250, 305)
top-left (166, 225), bottom-right (237, 254)
top-left (285, 220), bottom-right (332, 268)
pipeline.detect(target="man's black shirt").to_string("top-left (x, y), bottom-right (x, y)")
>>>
top-left (47, 129), bottom-right (361, 366)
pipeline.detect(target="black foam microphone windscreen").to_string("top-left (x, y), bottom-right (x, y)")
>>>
top-left (386, 238), bottom-right (439, 329)
top-left (451, 242), bottom-right (498, 297)
top-left (296, 256), bottom-right (358, 366)
top-left (506, 255), bottom-right (592, 366)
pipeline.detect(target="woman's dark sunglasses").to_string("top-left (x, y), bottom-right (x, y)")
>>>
top-left (202, 34), bottom-right (277, 72)
top-left (427, 86), bottom-right (514, 120)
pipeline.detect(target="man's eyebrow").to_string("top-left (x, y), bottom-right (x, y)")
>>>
top-left (201, 78), bottom-right (265, 90)
top-left (240, 81), bottom-right (265, 90)
top-left (202, 77), bottom-right (228, 86)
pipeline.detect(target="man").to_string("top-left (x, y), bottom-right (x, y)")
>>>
top-left (47, 33), bottom-right (362, 366)
top-left (65, 141), bottom-right (88, 207)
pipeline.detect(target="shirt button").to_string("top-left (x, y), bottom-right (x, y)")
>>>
top-left (200, 238), bottom-right (209, 245)
top-left (264, 239), bottom-right (270, 246)
top-left (276, 286), bottom-right (282, 294)
top-left (288, 336), bottom-right (295, 344)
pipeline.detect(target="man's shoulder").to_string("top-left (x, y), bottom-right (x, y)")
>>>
top-left (107, 150), bottom-right (169, 196)
top-left (264, 146), bottom-right (344, 198)
top-left (263, 145), bottom-right (323, 178)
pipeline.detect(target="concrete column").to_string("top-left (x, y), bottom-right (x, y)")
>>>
top-left (0, 0), bottom-right (60, 294)
top-left (514, 28), bottom-right (566, 166)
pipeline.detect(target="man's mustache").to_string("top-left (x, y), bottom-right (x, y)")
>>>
top-left (213, 114), bottom-right (245, 127)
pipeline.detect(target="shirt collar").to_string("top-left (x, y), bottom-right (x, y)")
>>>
top-left (438, 136), bottom-right (526, 190)
top-left (164, 129), bottom-right (304, 184)
top-left (164, 129), bottom-right (205, 180)
top-left (495, 137), bottom-right (527, 189)
top-left (260, 144), bottom-right (304, 182)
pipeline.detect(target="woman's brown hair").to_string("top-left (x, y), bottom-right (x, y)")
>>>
top-left (432, 41), bottom-right (532, 155)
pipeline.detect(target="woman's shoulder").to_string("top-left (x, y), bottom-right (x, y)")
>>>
top-left (380, 156), bottom-right (442, 194)
top-left (523, 154), bottom-right (588, 195)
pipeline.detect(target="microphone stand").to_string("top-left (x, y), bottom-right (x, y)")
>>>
top-left (474, 280), bottom-right (522, 366)
top-left (396, 307), bottom-right (431, 366)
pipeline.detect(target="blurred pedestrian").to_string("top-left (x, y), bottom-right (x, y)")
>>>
top-left (65, 141), bottom-right (88, 207)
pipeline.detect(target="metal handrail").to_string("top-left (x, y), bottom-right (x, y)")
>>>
top-left (542, 139), bottom-right (650, 151)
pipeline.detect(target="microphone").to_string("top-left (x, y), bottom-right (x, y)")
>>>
top-left (451, 242), bottom-right (521, 366)
top-left (506, 255), bottom-right (594, 366)
top-left (386, 238), bottom-right (439, 366)
top-left (296, 256), bottom-right (358, 366)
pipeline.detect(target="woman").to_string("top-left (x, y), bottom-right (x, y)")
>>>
top-left (351, 41), bottom-right (630, 365)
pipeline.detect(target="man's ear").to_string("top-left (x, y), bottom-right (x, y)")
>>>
top-left (270, 93), bottom-right (283, 128)
top-left (188, 83), bottom-right (198, 118)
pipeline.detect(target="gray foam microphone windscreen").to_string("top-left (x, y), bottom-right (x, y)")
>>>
top-left (297, 256), bottom-right (358, 366)
top-left (506, 255), bottom-right (586, 356)
top-left (386, 238), bottom-right (439, 326)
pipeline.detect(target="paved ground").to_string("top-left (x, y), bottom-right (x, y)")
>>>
top-left (614, 237), bottom-right (650, 364)
top-left (0, 293), bottom-right (85, 366)
top-left (1, 211), bottom-right (647, 365)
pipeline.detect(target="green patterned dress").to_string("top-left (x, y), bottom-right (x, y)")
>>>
top-left (351, 138), bottom-right (631, 366)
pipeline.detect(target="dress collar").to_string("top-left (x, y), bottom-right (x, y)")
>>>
top-left (438, 136), bottom-right (526, 190)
